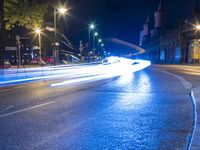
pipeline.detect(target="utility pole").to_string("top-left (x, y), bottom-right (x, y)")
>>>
top-left (0, 0), bottom-right (5, 68)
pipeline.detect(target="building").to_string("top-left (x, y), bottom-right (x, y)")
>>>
top-left (139, 0), bottom-right (200, 64)
top-left (4, 28), bottom-right (33, 65)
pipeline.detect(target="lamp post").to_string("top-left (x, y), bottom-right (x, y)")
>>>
top-left (53, 7), bottom-right (68, 65)
top-left (101, 43), bottom-right (104, 50)
top-left (35, 28), bottom-right (42, 62)
top-left (88, 23), bottom-right (95, 52)
top-left (93, 32), bottom-right (98, 53)
top-left (98, 38), bottom-right (102, 53)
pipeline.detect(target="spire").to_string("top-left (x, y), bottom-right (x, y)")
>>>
top-left (154, 0), bottom-right (164, 28)
top-left (158, 0), bottom-right (163, 12)
top-left (146, 15), bottom-right (150, 24)
top-left (143, 15), bottom-right (151, 36)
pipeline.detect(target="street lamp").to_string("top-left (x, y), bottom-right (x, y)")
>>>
top-left (94, 32), bottom-right (98, 36)
top-left (58, 7), bottom-right (68, 14)
top-left (88, 23), bottom-right (95, 52)
top-left (53, 6), bottom-right (68, 65)
top-left (35, 28), bottom-right (42, 62)
top-left (196, 24), bottom-right (200, 30)
top-left (90, 24), bottom-right (95, 29)
top-left (93, 32), bottom-right (98, 51)
top-left (98, 38), bottom-right (102, 52)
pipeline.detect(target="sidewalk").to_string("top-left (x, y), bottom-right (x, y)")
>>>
top-left (153, 64), bottom-right (200, 149)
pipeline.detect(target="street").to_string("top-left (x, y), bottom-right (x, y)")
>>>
top-left (0, 65), bottom-right (193, 149)
top-left (1, 0), bottom-right (200, 149)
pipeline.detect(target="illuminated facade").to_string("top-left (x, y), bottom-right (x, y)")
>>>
top-left (139, 1), bottom-right (200, 63)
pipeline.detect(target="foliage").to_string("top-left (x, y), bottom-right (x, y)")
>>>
top-left (4, 0), bottom-right (48, 30)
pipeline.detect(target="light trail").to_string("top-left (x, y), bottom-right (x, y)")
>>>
top-left (51, 57), bottom-right (151, 87)
top-left (0, 57), bottom-right (151, 87)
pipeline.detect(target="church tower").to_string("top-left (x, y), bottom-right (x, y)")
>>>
top-left (154, 0), bottom-right (164, 28)
top-left (143, 15), bottom-right (151, 36)
top-left (150, 0), bottom-right (165, 37)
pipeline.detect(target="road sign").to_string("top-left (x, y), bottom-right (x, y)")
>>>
top-left (5, 47), bottom-right (17, 51)
top-left (46, 26), bottom-right (54, 32)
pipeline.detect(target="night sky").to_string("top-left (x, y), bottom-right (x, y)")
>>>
top-left (63, 0), bottom-right (199, 48)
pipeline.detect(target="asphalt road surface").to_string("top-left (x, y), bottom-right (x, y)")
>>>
top-left (0, 66), bottom-right (193, 150)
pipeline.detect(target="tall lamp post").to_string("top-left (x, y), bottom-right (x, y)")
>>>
top-left (88, 23), bottom-right (95, 52)
top-left (98, 38), bottom-right (102, 52)
top-left (101, 43), bottom-right (104, 53)
top-left (35, 28), bottom-right (42, 62)
top-left (93, 32), bottom-right (98, 52)
top-left (53, 7), bottom-right (68, 65)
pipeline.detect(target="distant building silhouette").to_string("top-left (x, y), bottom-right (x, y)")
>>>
top-left (139, 1), bottom-right (200, 64)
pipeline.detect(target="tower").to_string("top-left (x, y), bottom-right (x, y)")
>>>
top-left (154, 0), bottom-right (164, 28)
top-left (143, 15), bottom-right (151, 36)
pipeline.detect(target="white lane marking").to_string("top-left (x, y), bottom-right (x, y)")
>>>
top-left (5, 105), bottom-right (14, 111)
top-left (0, 101), bottom-right (55, 118)
top-left (188, 90), bottom-right (197, 149)
top-left (151, 68), bottom-right (192, 89)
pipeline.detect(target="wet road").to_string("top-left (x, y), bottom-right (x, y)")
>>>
top-left (0, 67), bottom-right (193, 149)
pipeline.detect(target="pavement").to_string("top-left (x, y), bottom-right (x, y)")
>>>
top-left (153, 64), bottom-right (200, 149)
top-left (0, 65), bottom-right (193, 149)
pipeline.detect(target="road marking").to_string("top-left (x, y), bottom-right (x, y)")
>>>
top-left (0, 101), bottom-right (55, 118)
top-left (188, 90), bottom-right (197, 149)
top-left (5, 105), bottom-right (14, 111)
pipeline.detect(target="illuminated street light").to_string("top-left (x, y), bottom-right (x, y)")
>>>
top-left (89, 23), bottom-right (96, 51)
top-left (90, 24), bottom-right (95, 29)
top-left (98, 39), bottom-right (102, 52)
top-left (34, 28), bottom-right (42, 62)
top-left (94, 32), bottom-right (98, 36)
top-left (35, 28), bottom-right (41, 34)
top-left (196, 24), bottom-right (200, 31)
top-left (58, 7), bottom-right (68, 14)
top-left (101, 43), bottom-right (104, 47)
top-left (93, 32), bottom-right (99, 52)
top-left (54, 6), bottom-right (68, 65)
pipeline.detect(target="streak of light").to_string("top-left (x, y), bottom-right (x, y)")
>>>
top-left (0, 57), bottom-right (151, 87)
top-left (51, 58), bottom-right (151, 87)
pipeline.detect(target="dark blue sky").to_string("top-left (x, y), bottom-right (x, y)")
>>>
top-left (65, 0), bottom-right (199, 46)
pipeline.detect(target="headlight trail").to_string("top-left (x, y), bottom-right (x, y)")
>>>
top-left (0, 57), bottom-right (151, 87)
top-left (51, 58), bottom-right (151, 87)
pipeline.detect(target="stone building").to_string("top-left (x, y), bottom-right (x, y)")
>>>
top-left (139, 0), bottom-right (200, 64)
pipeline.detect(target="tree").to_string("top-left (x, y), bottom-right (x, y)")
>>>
top-left (4, 0), bottom-right (48, 30)
top-left (4, 0), bottom-right (18, 13)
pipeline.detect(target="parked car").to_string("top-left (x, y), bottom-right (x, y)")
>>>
top-left (4, 61), bottom-right (11, 68)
